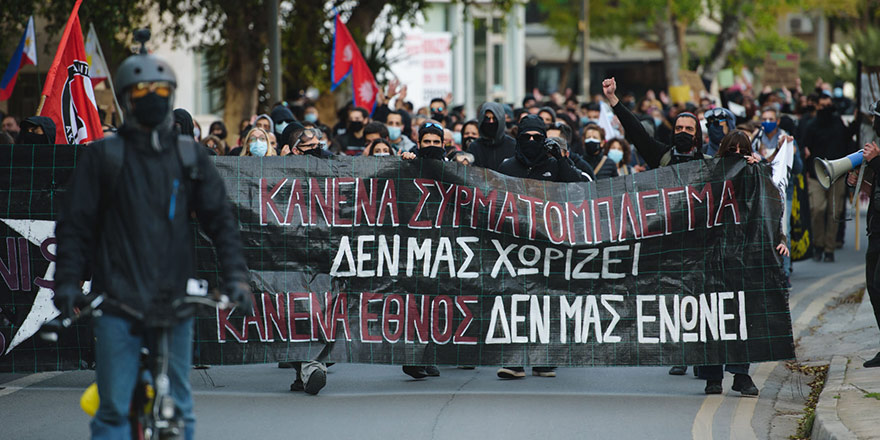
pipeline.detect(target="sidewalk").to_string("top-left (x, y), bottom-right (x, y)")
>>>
top-left (812, 295), bottom-right (880, 440)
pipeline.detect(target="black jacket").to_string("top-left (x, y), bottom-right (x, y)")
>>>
top-left (803, 111), bottom-right (855, 179)
top-left (498, 154), bottom-right (586, 183)
top-left (55, 123), bottom-right (249, 322)
top-left (468, 102), bottom-right (516, 171)
top-left (582, 152), bottom-right (619, 179)
top-left (612, 102), bottom-right (704, 168)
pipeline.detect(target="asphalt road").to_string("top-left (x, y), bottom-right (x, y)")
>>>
top-left (0, 213), bottom-right (869, 440)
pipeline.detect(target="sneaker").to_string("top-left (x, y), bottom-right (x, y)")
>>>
top-left (424, 366), bottom-right (440, 377)
top-left (812, 249), bottom-right (823, 262)
top-left (824, 252), bottom-right (835, 262)
top-left (668, 365), bottom-right (687, 376)
top-left (705, 380), bottom-right (723, 394)
top-left (731, 374), bottom-right (759, 396)
top-left (402, 365), bottom-right (428, 379)
top-left (497, 367), bottom-right (526, 379)
top-left (864, 352), bottom-right (880, 368)
top-left (532, 367), bottom-right (556, 377)
top-left (300, 361), bottom-right (327, 395)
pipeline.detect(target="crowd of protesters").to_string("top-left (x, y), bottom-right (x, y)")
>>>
top-left (0, 73), bottom-right (865, 396)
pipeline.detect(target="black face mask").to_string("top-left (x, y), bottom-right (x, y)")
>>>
top-left (417, 146), bottom-right (446, 160)
top-left (817, 107), bottom-right (834, 119)
top-left (518, 139), bottom-right (547, 166)
top-left (213, 129), bottom-right (227, 140)
top-left (479, 120), bottom-right (497, 139)
top-left (584, 139), bottom-right (601, 155)
top-left (17, 130), bottom-right (50, 145)
top-left (431, 111), bottom-right (444, 121)
top-left (673, 132), bottom-right (695, 153)
top-left (462, 136), bottom-right (477, 150)
top-left (131, 92), bottom-right (170, 128)
top-left (348, 120), bottom-right (364, 133)
top-left (301, 147), bottom-right (323, 158)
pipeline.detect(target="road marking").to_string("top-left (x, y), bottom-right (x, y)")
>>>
top-left (788, 265), bottom-right (862, 311)
top-left (0, 372), bottom-right (63, 397)
top-left (692, 264), bottom-right (865, 440)
top-left (692, 393), bottom-right (723, 440)
top-left (792, 274), bottom-right (865, 336)
top-left (729, 361), bottom-right (777, 440)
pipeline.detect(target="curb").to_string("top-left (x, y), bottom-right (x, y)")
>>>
top-left (811, 355), bottom-right (858, 440)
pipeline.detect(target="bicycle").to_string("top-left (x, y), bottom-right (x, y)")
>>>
top-left (41, 282), bottom-right (231, 440)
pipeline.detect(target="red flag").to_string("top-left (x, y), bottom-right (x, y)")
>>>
top-left (38, 0), bottom-right (102, 145)
top-left (352, 54), bottom-right (378, 115)
top-left (331, 14), bottom-right (356, 91)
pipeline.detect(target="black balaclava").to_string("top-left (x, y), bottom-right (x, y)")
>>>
top-left (516, 115), bottom-right (549, 167)
top-left (173, 108), bottom-right (195, 137)
top-left (132, 93), bottom-right (171, 128)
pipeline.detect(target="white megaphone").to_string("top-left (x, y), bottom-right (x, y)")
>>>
top-left (814, 151), bottom-right (864, 189)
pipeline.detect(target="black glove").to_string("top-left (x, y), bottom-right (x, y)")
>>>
top-left (545, 138), bottom-right (563, 160)
top-left (52, 284), bottom-right (80, 322)
top-left (224, 281), bottom-right (253, 313)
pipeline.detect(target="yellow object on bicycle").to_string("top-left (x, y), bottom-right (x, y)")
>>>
top-left (80, 382), bottom-right (99, 416)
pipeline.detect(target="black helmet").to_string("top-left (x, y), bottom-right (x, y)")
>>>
top-left (115, 30), bottom-right (177, 129)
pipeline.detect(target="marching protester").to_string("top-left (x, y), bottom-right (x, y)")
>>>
top-left (201, 135), bottom-right (225, 155)
top-left (53, 46), bottom-right (251, 438)
top-left (239, 127), bottom-right (276, 157)
top-left (209, 120), bottom-right (228, 143)
top-left (460, 120), bottom-right (479, 151)
top-left (703, 107), bottom-right (736, 157)
top-left (16, 116), bottom-right (56, 144)
top-left (365, 138), bottom-right (393, 156)
top-left (2, 115), bottom-right (21, 139)
top-left (603, 77), bottom-right (706, 169)
top-left (803, 94), bottom-right (853, 262)
top-left (254, 113), bottom-right (274, 134)
top-left (331, 107), bottom-right (369, 155)
top-left (695, 130), bottom-right (791, 395)
top-left (467, 102), bottom-right (516, 171)
top-left (604, 137), bottom-right (634, 176)
top-left (385, 110), bottom-right (416, 153)
top-left (850, 100), bottom-right (880, 368)
top-left (582, 123), bottom-right (619, 179)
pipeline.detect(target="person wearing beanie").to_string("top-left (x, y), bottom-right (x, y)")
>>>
top-left (497, 114), bottom-right (586, 183)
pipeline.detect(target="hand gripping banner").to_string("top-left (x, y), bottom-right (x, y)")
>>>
top-left (0, 145), bottom-right (794, 372)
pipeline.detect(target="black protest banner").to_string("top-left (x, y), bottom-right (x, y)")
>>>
top-left (789, 173), bottom-right (813, 261)
top-left (0, 145), bottom-right (794, 372)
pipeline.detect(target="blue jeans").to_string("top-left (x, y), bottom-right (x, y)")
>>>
top-left (91, 314), bottom-right (195, 440)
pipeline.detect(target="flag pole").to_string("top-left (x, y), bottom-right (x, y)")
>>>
top-left (89, 23), bottom-right (124, 124)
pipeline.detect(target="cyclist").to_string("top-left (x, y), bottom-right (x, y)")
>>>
top-left (54, 34), bottom-right (251, 440)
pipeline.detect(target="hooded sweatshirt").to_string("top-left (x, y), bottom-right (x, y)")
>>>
top-left (17, 116), bottom-right (57, 144)
top-left (467, 102), bottom-right (516, 171)
top-left (271, 105), bottom-right (296, 135)
top-left (702, 108), bottom-right (735, 157)
top-left (173, 108), bottom-right (195, 137)
top-left (255, 114), bottom-right (274, 135)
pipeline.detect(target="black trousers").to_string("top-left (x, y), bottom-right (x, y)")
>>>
top-left (863, 236), bottom-right (880, 337)
top-left (698, 363), bottom-right (749, 381)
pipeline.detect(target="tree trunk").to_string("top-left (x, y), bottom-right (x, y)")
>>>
top-left (656, 10), bottom-right (682, 87)
top-left (558, 44), bottom-right (577, 93)
top-left (347, 0), bottom-right (389, 39)
top-left (221, 4), bottom-right (267, 146)
top-left (700, 8), bottom-right (743, 85)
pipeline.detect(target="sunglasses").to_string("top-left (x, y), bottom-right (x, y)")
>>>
top-left (704, 108), bottom-right (726, 120)
top-left (518, 133), bottom-right (546, 143)
top-left (130, 81), bottom-right (173, 99)
top-left (421, 122), bottom-right (443, 130)
top-left (431, 107), bottom-right (444, 112)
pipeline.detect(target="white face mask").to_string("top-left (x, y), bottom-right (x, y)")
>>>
top-left (373, 152), bottom-right (391, 157)
top-left (193, 127), bottom-right (201, 139)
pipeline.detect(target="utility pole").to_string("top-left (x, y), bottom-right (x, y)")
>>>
top-left (581, 0), bottom-right (590, 101)
top-left (268, 0), bottom-right (282, 103)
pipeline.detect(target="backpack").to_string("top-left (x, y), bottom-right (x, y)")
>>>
top-left (99, 133), bottom-right (202, 190)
